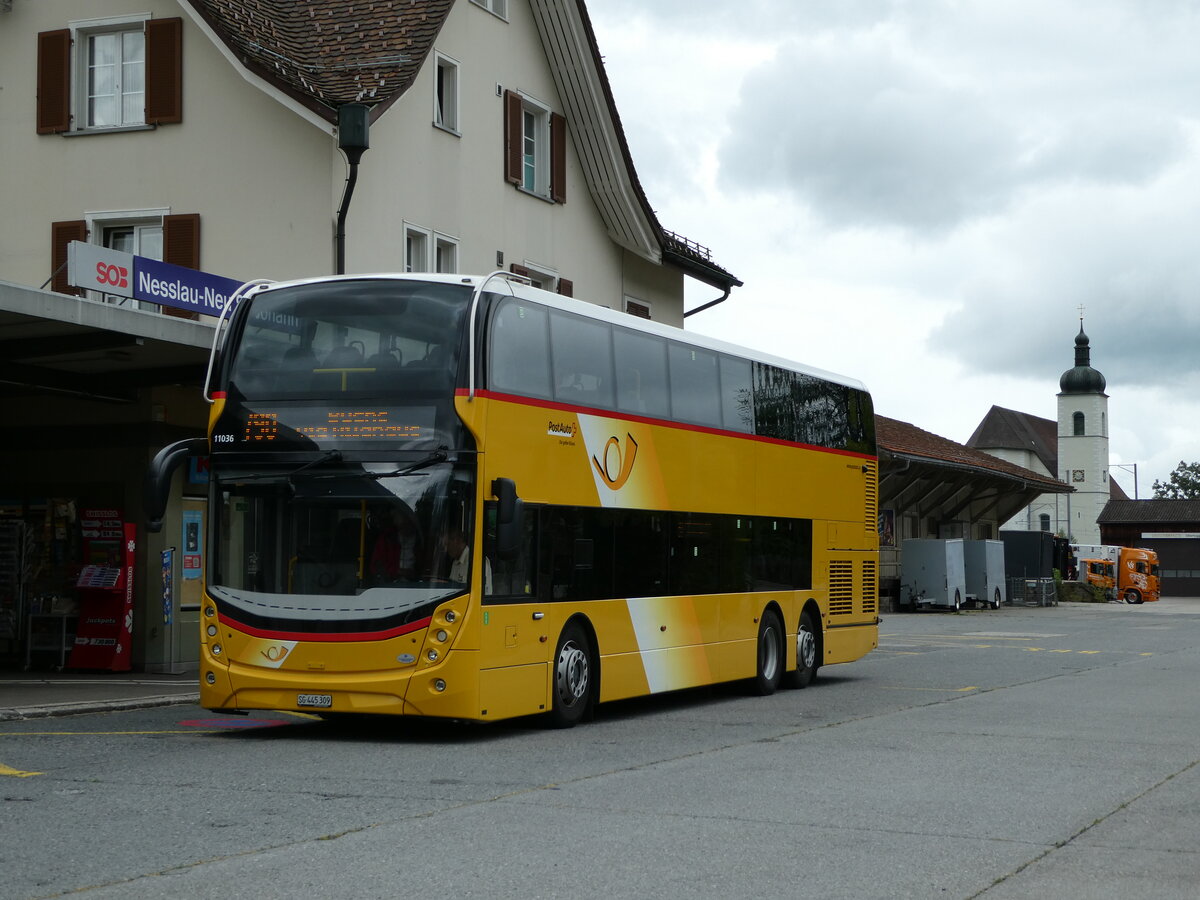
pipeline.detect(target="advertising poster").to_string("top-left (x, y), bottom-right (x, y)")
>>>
top-left (161, 547), bottom-right (174, 626)
top-left (182, 509), bottom-right (203, 581)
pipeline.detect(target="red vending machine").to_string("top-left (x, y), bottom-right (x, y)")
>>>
top-left (68, 511), bottom-right (136, 671)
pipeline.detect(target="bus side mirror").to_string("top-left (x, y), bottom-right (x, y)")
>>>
top-left (145, 438), bottom-right (208, 533)
top-left (491, 477), bottom-right (524, 561)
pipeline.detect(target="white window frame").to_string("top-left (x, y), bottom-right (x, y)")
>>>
top-left (69, 14), bottom-right (150, 132)
top-left (469, 0), bottom-right (508, 20)
top-left (433, 52), bottom-right (460, 134)
top-left (84, 206), bottom-right (167, 309)
top-left (434, 233), bottom-right (459, 274)
top-left (404, 223), bottom-right (432, 273)
top-left (519, 260), bottom-right (560, 292)
top-left (519, 95), bottom-right (552, 198)
top-left (624, 296), bottom-right (653, 320)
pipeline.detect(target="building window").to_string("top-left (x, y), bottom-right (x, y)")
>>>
top-left (510, 262), bottom-right (572, 296)
top-left (470, 0), bottom-right (508, 19)
top-left (625, 297), bottom-right (652, 320)
top-left (434, 53), bottom-right (459, 133)
top-left (84, 28), bottom-right (145, 128)
top-left (37, 17), bottom-right (182, 134)
top-left (404, 224), bottom-right (431, 272)
top-left (1073, 411), bottom-right (1085, 436)
top-left (504, 91), bottom-right (566, 203)
top-left (434, 234), bottom-right (458, 274)
top-left (1039, 514), bottom-right (1051, 531)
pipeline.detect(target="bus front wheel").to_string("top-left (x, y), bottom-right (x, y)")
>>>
top-left (1124, 589), bottom-right (1143, 605)
top-left (550, 621), bottom-right (592, 728)
top-left (752, 609), bottom-right (784, 696)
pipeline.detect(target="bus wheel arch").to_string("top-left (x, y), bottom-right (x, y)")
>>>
top-left (783, 600), bottom-right (821, 689)
top-left (548, 616), bottom-right (597, 728)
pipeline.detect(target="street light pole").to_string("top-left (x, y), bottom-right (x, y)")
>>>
top-left (335, 103), bottom-right (370, 275)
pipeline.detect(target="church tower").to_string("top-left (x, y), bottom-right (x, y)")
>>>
top-left (1056, 318), bottom-right (1109, 544)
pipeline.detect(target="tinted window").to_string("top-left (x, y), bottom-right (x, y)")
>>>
top-left (669, 343), bottom-right (721, 426)
top-left (550, 311), bottom-right (615, 409)
top-left (613, 327), bottom-right (670, 418)
top-left (489, 299), bottom-right (551, 399)
top-left (719, 355), bottom-right (754, 433)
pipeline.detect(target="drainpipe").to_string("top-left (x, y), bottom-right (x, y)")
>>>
top-left (335, 103), bottom-right (370, 275)
top-left (683, 285), bottom-right (732, 319)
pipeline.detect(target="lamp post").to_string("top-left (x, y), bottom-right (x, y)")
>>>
top-left (335, 103), bottom-right (370, 275)
top-left (1110, 463), bottom-right (1139, 499)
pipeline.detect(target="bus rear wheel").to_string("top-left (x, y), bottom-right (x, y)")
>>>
top-left (783, 609), bottom-right (818, 689)
top-left (549, 621), bottom-right (592, 728)
top-left (752, 609), bottom-right (784, 696)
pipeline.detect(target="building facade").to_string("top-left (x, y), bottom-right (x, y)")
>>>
top-left (0, 0), bottom-right (738, 671)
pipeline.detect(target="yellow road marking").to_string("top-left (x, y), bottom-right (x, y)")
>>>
top-left (882, 685), bottom-right (978, 693)
top-left (1, 762), bottom-right (43, 777)
top-left (0, 730), bottom-right (218, 737)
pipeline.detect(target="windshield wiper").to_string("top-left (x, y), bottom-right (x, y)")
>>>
top-left (219, 449), bottom-right (344, 483)
top-left (364, 446), bottom-right (448, 479)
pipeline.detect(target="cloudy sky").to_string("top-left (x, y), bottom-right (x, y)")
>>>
top-left (589, 0), bottom-right (1199, 497)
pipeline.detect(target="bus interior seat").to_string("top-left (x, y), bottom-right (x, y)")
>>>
top-left (323, 341), bottom-right (365, 368)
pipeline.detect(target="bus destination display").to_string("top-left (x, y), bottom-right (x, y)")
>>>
top-left (214, 406), bottom-right (434, 447)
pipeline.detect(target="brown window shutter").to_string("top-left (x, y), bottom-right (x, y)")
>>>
top-left (145, 18), bottom-right (183, 125)
top-left (556, 278), bottom-right (573, 298)
top-left (550, 113), bottom-right (566, 204)
top-left (37, 30), bottom-right (72, 135)
top-left (504, 90), bottom-right (522, 185)
top-left (51, 220), bottom-right (88, 295)
top-left (163, 213), bottom-right (200, 269)
top-left (162, 213), bottom-right (200, 318)
top-left (509, 263), bottom-right (530, 279)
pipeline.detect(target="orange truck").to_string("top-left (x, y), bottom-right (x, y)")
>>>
top-left (1073, 544), bottom-right (1160, 604)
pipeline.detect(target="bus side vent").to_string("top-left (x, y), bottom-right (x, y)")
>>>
top-left (829, 561), bottom-right (854, 616)
top-left (861, 559), bottom-right (878, 615)
top-left (864, 463), bottom-right (878, 534)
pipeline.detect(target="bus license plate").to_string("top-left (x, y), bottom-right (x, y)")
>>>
top-left (297, 693), bottom-right (333, 708)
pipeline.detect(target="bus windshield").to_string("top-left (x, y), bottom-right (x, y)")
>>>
top-left (210, 460), bottom-right (479, 634)
top-left (226, 278), bottom-right (472, 401)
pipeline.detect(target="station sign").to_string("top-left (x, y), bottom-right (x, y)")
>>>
top-left (67, 240), bottom-right (245, 316)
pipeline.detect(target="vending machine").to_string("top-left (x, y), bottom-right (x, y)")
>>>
top-left (68, 510), bottom-right (135, 671)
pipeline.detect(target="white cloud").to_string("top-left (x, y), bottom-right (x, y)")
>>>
top-left (590, 0), bottom-right (1200, 490)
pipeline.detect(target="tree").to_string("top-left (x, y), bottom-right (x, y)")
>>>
top-left (1151, 461), bottom-right (1200, 499)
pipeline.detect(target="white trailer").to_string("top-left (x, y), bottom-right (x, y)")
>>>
top-left (901, 539), bottom-right (967, 611)
top-left (963, 539), bottom-right (1006, 609)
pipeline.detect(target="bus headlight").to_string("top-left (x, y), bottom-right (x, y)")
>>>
top-left (427, 648), bottom-right (439, 661)
top-left (434, 679), bottom-right (447, 692)
top-left (212, 644), bottom-right (222, 656)
top-left (444, 610), bottom-right (457, 623)
top-left (206, 671), bottom-right (216, 684)
top-left (206, 625), bottom-right (218, 637)
top-left (436, 630), bottom-right (448, 642)
top-left (204, 606), bottom-right (216, 618)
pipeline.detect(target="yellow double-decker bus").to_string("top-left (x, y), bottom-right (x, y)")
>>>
top-left (147, 273), bottom-right (879, 726)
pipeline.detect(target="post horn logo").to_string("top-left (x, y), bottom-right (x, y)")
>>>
top-left (261, 645), bottom-right (290, 662)
top-left (592, 433), bottom-right (639, 490)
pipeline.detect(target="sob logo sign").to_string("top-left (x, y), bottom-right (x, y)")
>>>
top-left (95, 261), bottom-right (129, 289)
top-left (592, 433), bottom-right (639, 490)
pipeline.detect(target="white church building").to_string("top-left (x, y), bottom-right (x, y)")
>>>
top-left (967, 322), bottom-right (1127, 544)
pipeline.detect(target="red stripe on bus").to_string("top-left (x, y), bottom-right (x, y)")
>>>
top-left (219, 613), bottom-right (432, 642)
top-left (212, 391), bottom-right (227, 399)
top-left (458, 388), bottom-right (878, 461)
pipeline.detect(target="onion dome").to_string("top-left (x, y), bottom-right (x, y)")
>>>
top-left (1059, 325), bottom-right (1106, 393)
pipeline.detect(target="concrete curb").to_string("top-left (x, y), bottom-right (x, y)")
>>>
top-left (0, 693), bottom-right (200, 721)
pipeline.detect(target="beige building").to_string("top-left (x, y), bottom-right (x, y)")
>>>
top-left (0, 0), bottom-right (737, 671)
